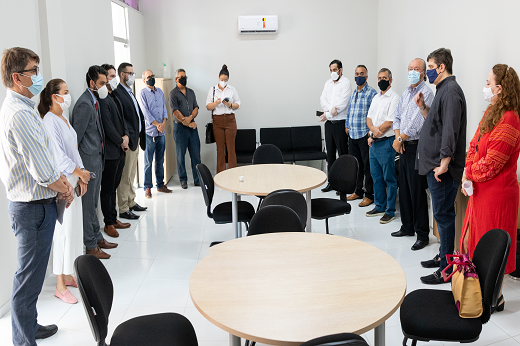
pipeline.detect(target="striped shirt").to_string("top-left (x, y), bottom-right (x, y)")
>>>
top-left (0, 90), bottom-right (61, 201)
top-left (345, 84), bottom-right (377, 139)
top-left (392, 81), bottom-right (434, 141)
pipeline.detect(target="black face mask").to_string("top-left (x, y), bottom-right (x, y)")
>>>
top-left (146, 77), bottom-right (155, 87)
top-left (179, 76), bottom-right (187, 86)
top-left (378, 79), bottom-right (390, 91)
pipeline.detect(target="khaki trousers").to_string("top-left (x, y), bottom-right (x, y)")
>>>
top-left (117, 146), bottom-right (138, 213)
top-left (213, 113), bottom-right (237, 173)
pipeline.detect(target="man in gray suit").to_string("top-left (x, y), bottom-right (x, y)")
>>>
top-left (71, 65), bottom-right (118, 259)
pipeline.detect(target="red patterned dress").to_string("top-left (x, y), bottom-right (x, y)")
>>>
top-left (462, 110), bottom-right (520, 274)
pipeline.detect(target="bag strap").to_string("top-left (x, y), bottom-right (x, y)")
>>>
top-left (211, 86), bottom-right (215, 122)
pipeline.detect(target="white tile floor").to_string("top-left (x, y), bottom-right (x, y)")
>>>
top-left (1, 180), bottom-right (520, 345)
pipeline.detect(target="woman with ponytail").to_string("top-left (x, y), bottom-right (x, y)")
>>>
top-left (38, 79), bottom-right (91, 304)
top-left (206, 64), bottom-right (241, 172)
top-left (461, 64), bottom-right (520, 312)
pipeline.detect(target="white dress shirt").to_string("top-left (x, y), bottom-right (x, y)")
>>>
top-left (366, 87), bottom-right (400, 138)
top-left (206, 84), bottom-right (241, 115)
top-left (320, 75), bottom-right (352, 121)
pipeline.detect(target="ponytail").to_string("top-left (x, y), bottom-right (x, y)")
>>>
top-left (38, 78), bottom-right (65, 118)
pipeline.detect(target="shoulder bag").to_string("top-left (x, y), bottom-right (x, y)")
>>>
top-left (205, 86), bottom-right (216, 144)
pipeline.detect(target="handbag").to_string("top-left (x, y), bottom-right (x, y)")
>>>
top-left (205, 86), bottom-right (216, 144)
top-left (441, 251), bottom-right (483, 318)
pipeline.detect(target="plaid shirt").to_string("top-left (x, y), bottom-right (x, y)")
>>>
top-left (345, 84), bottom-right (377, 139)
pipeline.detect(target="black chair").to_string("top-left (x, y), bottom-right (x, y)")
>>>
top-left (290, 126), bottom-right (327, 169)
top-left (300, 333), bottom-right (369, 346)
top-left (74, 254), bottom-right (198, 346)
top-left (235, 129), bottom-right (257, 164)
top-left (400, 229), bottom-right (511, 346)
top-left (247, 205), bottom-right (304, 236)
top-left (260, 189), bottom-right (307, 229)
top-left (196, 163), bottom-right (255, 246)
top-left (260, 127), bottom-right (294, 162)
top-left (252, 144), bottom-right (284, 164)
top-left (311, 155), bottom-right (357, 234)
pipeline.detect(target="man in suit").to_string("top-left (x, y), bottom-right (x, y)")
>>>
top-left (113, 62), bottom-right (147, 220)
top-left (71, 65), bottom-right (118, 259)
top-left (99, 64), bottom-right (131, 238)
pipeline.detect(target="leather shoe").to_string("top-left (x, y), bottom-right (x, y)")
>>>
top-left (86, 246), bottom-right (111, 259)
top-left (157, 185), bottom-right (172, 193)
top-left (181, 181), bottom-right (188, 189)
top-left (347, 193), bottom-right (362, 201)
top-left (194, 181), bottom-right (200, 187)
top-left (411, 239), bottom-right (429, 251)
top-left (321, 183), bottom-right (333, 193)
top-left (420, 270), bottom-right (449, 285)
top-left (104, 225), bottom-right (119, 238)
top-left (145, 188), bottom-right (152, 199)
top-left (391, 229), bottom-right (415, 237)
top-left (115, 219), bottom-right (131, 229)
top-left (358, 197), bottom-right (373, 207)
top-left (97, 238), bottom-right (118, 249)
top-left (421, 254), bottom-right (440, 268)
top-left (130, 203), bottom-right (147, 212)
top-left (120, 211), bottom-right (139, 220)
top-left (35, 324), bottom-right (58, 339)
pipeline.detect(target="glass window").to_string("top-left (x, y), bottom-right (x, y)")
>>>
top-left (116, 0), bottom-right (139, 12)
top-left (114, 41), bottom-right (130, 70)
top-left (111, 2), bottom-right (127, 40)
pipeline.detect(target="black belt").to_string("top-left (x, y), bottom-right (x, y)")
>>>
top-left (404, 140), bottom-right (419, 146)
top-left (372, 136), bottom-right (392, 143)
top-left (27, 197), bottom-right (56, 205)
top-left (328, 119), bottom-right (345, 124)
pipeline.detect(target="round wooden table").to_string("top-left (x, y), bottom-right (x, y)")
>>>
top-left (214, 164), bottom-right (327, 236)
top-left (190, 233), bottom-right (407, 346)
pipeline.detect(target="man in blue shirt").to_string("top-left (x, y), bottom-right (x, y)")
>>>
top-left (140, 69), bottom-right (172, 198)
top-left (345, 65), bottom-right (377, 207)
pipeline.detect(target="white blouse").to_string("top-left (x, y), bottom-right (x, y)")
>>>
top-left (206, 84), bottom-right (241, 115)
top-left (43, 111), bottom-right (84, 176)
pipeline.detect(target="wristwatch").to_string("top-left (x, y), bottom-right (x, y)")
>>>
top-left (398, 136), bottom-right (403, 143)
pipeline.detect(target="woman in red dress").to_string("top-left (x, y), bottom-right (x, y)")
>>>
top-left (461, 64), bottom-right (520, 312)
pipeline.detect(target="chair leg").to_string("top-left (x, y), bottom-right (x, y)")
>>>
top-left (245, 340), bottom-right (250, 346)
top-left (411, 340), bottom-right (417, 346)
top-left (402, 337), bottom-right (407, 346)
top-left (325, 218), bottom-right (330, 234)
top-left (251, 342), bottom-right (256, 346)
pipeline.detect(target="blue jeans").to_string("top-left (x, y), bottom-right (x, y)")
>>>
top-left (426, 171), bottom-right (459, 271)
top-left (173, 122), bottom-right (201, 184)
top-left (8, 201), bottom-right (57, 346)
top-left (144, 134), bottom-right (166, 189)
top-left (369, 138), bottom-right (397, 217)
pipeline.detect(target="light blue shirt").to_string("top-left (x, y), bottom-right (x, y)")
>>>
top-left (139, 87), bottom-right (168, 137)
top-left (121, 83), bottom-right (142, 133)
top-left (0, 90), bottom-right (61, 201)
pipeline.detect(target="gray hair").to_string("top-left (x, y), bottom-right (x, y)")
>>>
top-left (175, 68), bottom-right (186, 78)
top-left (378, 68), bottom-right (392, 80)
top-left (142, 69), bottom-right (153, 79)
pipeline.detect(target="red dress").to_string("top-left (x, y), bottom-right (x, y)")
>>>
top-left (462, 111), bottom-right (520, 274)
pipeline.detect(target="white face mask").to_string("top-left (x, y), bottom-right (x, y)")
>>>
top-left (331, 71), bottom-right (340, 81)
top-left (483, 85), bottom-right (500, 103)
top-left (219, 80), bottom-right (227, 88)
top-left (127, 75), bottom-right (135, 86)
top-left (108, 77), bottom-right (119, 90)
top-left (55, 94), bottom-right (71, 111)
top-left (98, 85), bottom-right (109, 99)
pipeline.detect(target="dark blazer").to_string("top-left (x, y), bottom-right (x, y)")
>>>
top-left (70, 89), bottom-right (105, 169)
top-left (99, 92), bottom-right (129, 161)
top-left (113, 84), bottom-right (146, 151)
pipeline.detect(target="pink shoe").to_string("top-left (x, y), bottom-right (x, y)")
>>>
top-left (64, 277), bottom-right (78, 288)
top-left (54, 288), bottom-right (78, 304)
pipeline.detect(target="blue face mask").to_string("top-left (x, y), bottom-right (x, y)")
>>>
top-left (408, 70), bottom-right (421, 85)
top-left (20, 73), bottom-right (44, 96)
top-left (426, 68), bottom-right (439, 84)
top-left (355, 76), bottom-right (366, 86)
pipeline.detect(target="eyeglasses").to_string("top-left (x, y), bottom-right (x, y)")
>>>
top-left (122, 71), bottom-right (135, 76)
top-left (18, 67), bottom-right (39, 75)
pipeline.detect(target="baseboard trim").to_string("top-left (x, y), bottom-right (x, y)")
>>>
top-left (0, 299), bottom-right (10, 318)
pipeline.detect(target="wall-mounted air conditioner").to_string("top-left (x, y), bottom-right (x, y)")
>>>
top-left (238, 15), bottom-right (278, 34)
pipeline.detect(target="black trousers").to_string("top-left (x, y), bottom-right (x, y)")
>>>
top-left (349, 134), bottom-right (373, 200)
top-left (324, 120), bottom-right (349, 173)
top-left (101, 154), bottom-right (125, 226)
top-left (398, 143), bottom-right (429, 241)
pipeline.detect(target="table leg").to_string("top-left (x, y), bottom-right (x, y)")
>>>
top-left (230, 333), bottom-right (240, 346)
top-left (237, 195), bottom-right (242, 237)
top-left (374, 321), bottom-right (385, 346)
top-left (305, 190), bottom-right (312, 232)
top-left (232, 192), bottom-right (239, 239)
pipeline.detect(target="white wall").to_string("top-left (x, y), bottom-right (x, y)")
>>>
top-left (140, 0), bottom-right (380, 171)
top-left (377, 0), bottom-right (520, 176)
top-left (127, 7), bottom-right (147, 77)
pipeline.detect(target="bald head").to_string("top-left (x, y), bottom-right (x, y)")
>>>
top-left (142, 69), bottom-right (153, 79)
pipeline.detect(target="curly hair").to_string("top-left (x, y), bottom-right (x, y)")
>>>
top-left (480, 64), bottom-right (520, 134)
